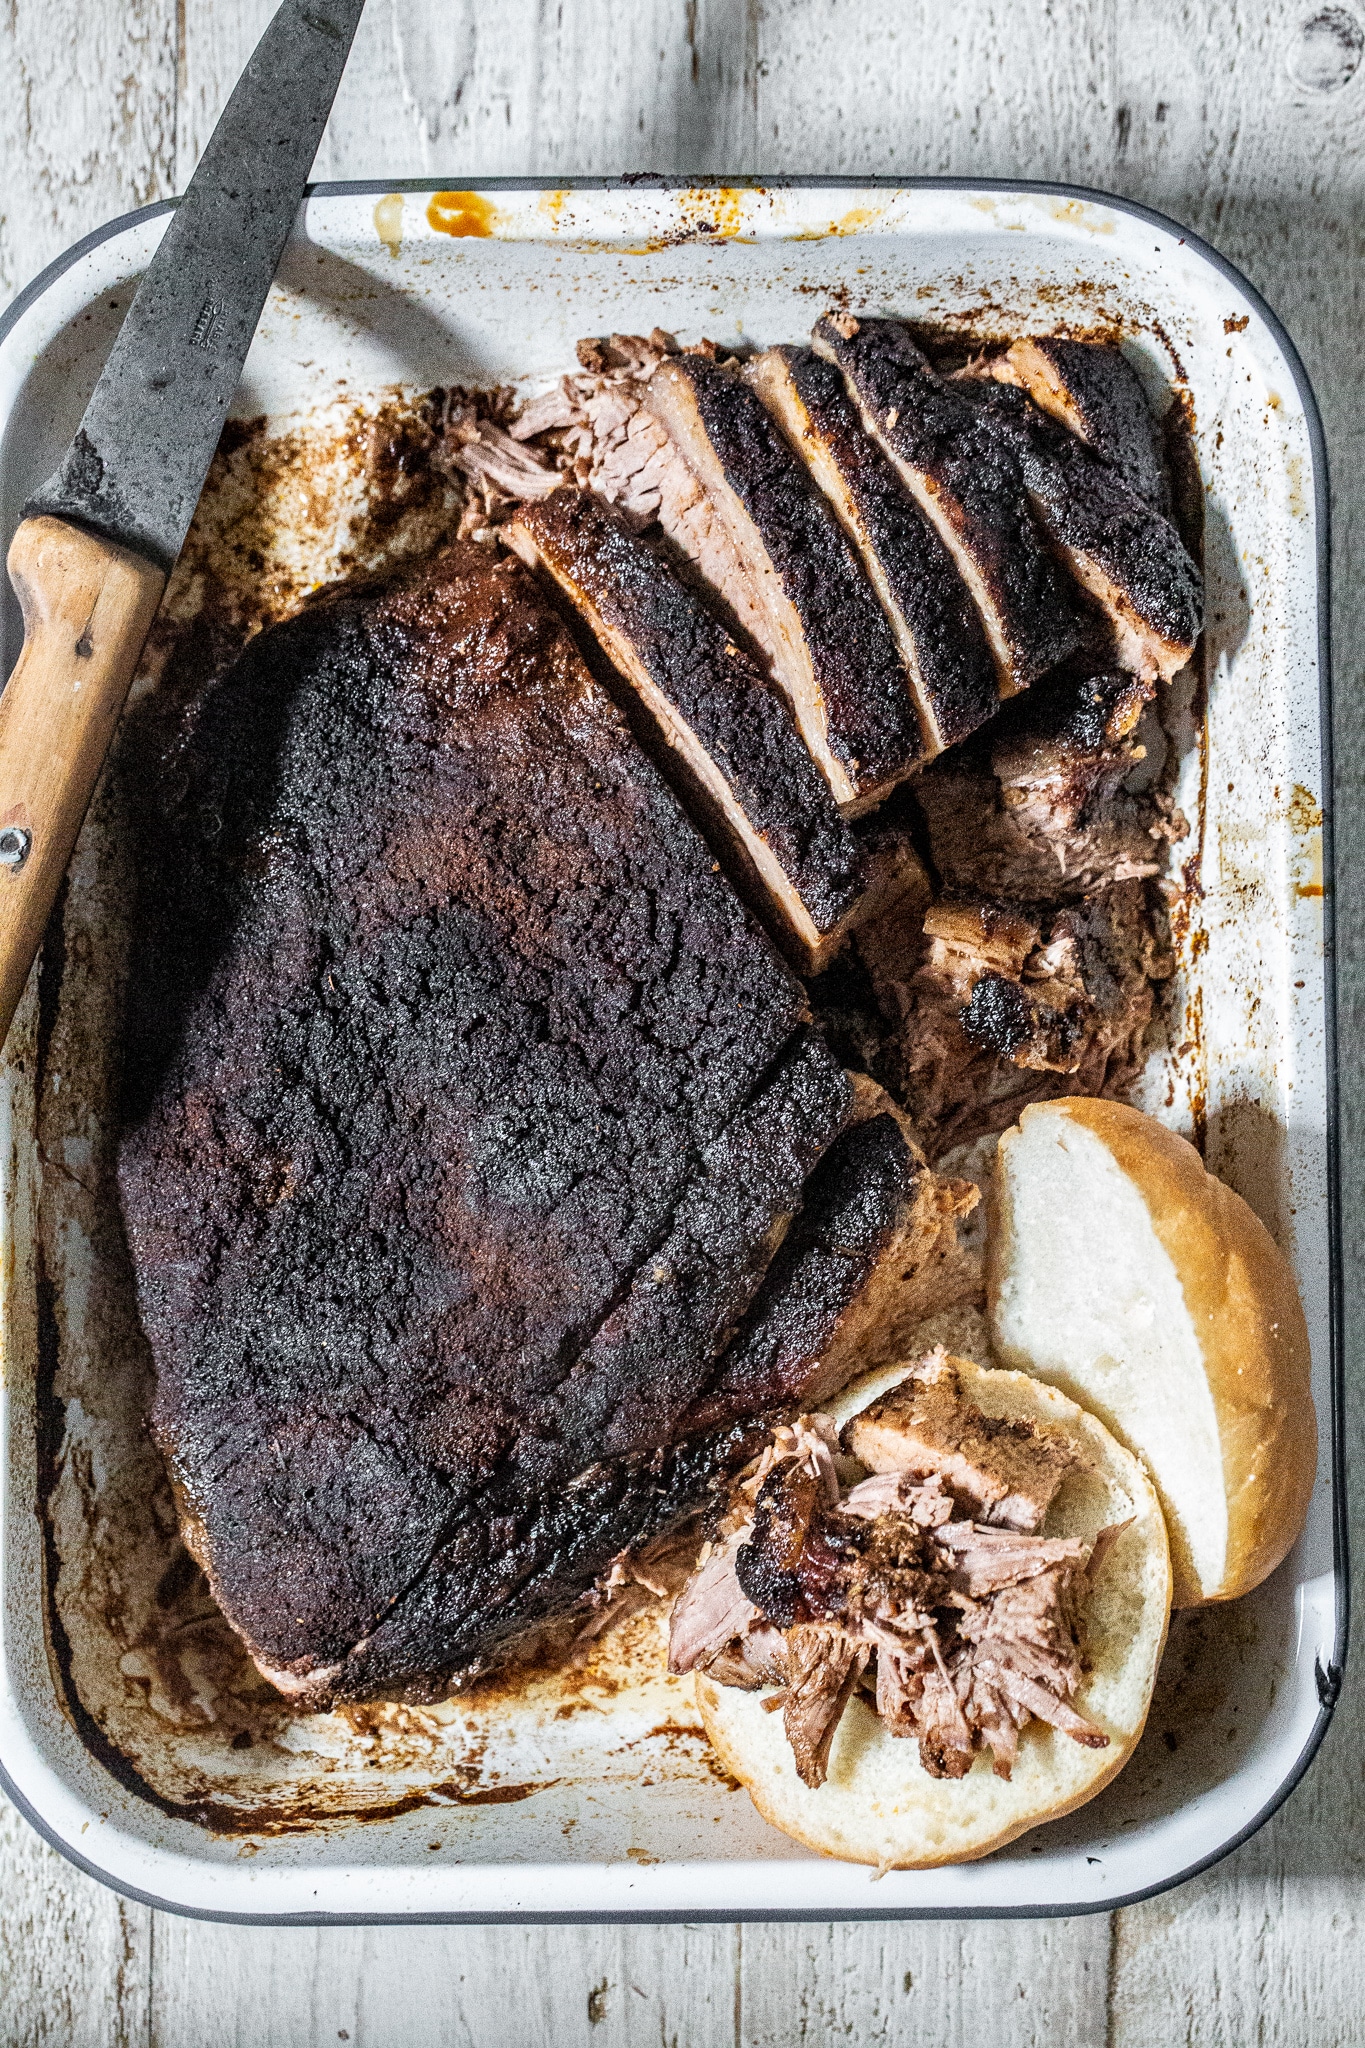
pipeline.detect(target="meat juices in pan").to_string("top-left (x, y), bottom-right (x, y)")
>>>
top-left (644, 354), bottom-right (928, 813)
top-left (671, 1356), bottom-right (1119, 1788)
top-left (811, 313), bottom-right (1090, 697)
top-left (746, 345), bottom-right (999, 754)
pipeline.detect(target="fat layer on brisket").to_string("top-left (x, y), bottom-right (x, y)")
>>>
top-left (671, 1356), bottom-right (1116, 1786)
top-left (118, 543), bottom-right (878, 1706)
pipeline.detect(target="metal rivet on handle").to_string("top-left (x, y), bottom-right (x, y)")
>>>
top-left (1287, 6), bottom-right (1364, 90)
top-left (0, 828), bottom-right (32, 870)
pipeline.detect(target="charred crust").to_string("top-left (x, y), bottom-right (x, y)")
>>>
top-left (513, 491), bottom-right (864, 932)
top-left (668, 355), bottom-right (925, 787)
top-left (972, 383), bottom-right (1203, 656)
top-left (776, 348), bottom-right (998, 747)
top-left (118, 542), bottom-right (841, 1688)
top-left (813, 316), bottom-right (1087, 685)
top-left (1014, 338), bottom-right (1167, 510)
top-left (683, 1109), bottom-right (921, 1433)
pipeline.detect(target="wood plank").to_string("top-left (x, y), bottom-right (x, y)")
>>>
top-left (0, 1793), bottom-right (151, 2048)
top-left (0, 0), bottom-right (177, 302)
top-left (150, 1921), bottom-right (741, 2047)
top-left (738, 1919), bottom-right (1112, 2046)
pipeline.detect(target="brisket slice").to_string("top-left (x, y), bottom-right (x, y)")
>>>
top-left (118, 542), bottom-right (862, 1706)
top-left (645, 354), bottom-right (927, 812)
top-left (505, 489), bottom-right (921, 973)
top-left (680, 1080), bottom-right (979, 1437)
top-left (746, 346), bottom-right (999, 754)
top-left (811, 314), bottom-right (1088, 696)
top-left (508, 332), bottom-right (781, 660)
top-left (961, 380), bottom-right (1202, 683)
top-left (980, 337), bottom-right (1168, 512)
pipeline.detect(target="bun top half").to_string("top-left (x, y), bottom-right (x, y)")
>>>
top-left (988, 1097), bottom-right (1315, 1606)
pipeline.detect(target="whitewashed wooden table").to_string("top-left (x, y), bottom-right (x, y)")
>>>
top-left (0, 2), bottom-right (1361, 2041)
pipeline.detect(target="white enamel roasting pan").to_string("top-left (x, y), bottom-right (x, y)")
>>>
top-left (0, 180), bottom-right (1343, 1922)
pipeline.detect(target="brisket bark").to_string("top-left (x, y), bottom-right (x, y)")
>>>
top-left (505, 489), bottom-right (920, 972)
top-left (962, 379), bottom-right (1202, 682)
top-left (118, 542), bottom-right (863, 1706)
top-left (644, 354), bottom-right (927, 811)
top-left (811, 313), bottom-right (1089, 695)
top-left (746, 346), bottom-right (999, 753)
top-left (981, 337), bottom-right (1168, 511)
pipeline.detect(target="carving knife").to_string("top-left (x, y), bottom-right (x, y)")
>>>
top-left (0, 0), bottom-right (367, 1043)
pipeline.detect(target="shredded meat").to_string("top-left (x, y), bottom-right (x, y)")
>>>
top-left (780, 1625), bottom-right (872, 1785)
top-left (845, 1349), bottom-right (1077, 1532)
top-left (670, 1369), bottom-right (1117, 1787)
top-left (816, 875), bottom-right (1170, 1158)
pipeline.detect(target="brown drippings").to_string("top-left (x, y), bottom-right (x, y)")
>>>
top-left (427, 191), bottom-right (499, 238)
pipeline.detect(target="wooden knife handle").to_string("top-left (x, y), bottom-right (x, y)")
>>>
top-left (0, 516), bottom-right (165, 1046)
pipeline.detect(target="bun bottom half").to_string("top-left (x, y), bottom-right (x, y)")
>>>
top-left (697, 1359), bottom-right (1171, 1869)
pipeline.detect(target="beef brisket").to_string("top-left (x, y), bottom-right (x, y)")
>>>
top-left (681, 1079), bottom-right (979, 1435)
top-left (810, 878), bottom-right (1167, 1157)
top-left (746, 345), bottom-right (999, 753)
top-left (505, 489), bottom-right (921, 972)
top-left (811, 313), bottom-right (1089, 695)
top-left (671, 1371), bottom-right (1111, 1787)
top-left (963, 380), bottom-right (1202, 682)
top-left (911, 667), bottom-right (1186, 916)
top-left (118, 542), bottom-right (871, 1706)
top-left (644, 354), bottom-right (927, 811)
top-left (979, 337), bottom-right (1168, 512)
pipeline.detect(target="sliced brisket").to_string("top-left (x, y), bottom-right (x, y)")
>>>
top-left (963, 380), bottom-right (1202, 682)
top-left (645, 354), bottom-right (927, 811)
top-left (506, 489), bottom-right (920, 972)
top-left (811, 313), bottom-right (1089, 696)
top-left (980, 336), bottom-right (1168, 511)
top-left (118, 543), bottom-right (865, 1706)
top-left (746, 345), bottom-right (999, 752)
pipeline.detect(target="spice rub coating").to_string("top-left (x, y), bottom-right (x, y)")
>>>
top-left (506, 488), bottom-right (873, 971)
top-left (965, 381), bottom-right (1202, 682)
top-left (118, 541), bottom-right (855, 1704)
top-left (812, 314), bottom-right (1088, 696)
top-left (646, 354), bottom-right (926, 812)
top-left (748, 346), bottom-right (999, 753)
top-left (983, 337), bottom-right (1168, 511)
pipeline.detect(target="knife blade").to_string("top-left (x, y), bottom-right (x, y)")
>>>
top-left (0, 0), bottom-right (366, 1044)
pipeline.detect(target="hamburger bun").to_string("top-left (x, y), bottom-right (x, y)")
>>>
top-left (697, 1354), bottom-right (1171, 1869)
top-left (987, 1097), bottom-right (1316, 1606)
